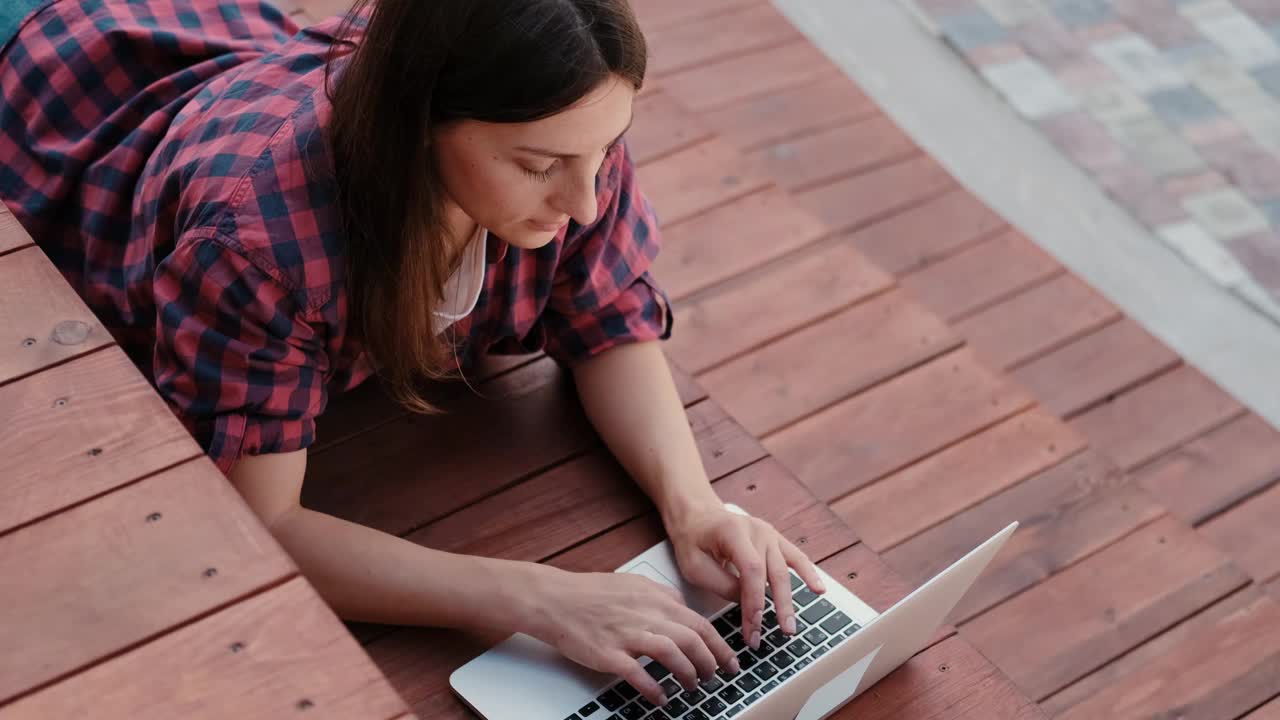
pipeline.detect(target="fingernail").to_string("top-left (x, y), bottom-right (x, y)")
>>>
top-left (750, 631), bottom-right (761, 649)
top-left (784, 616), bottom-right (797, 634)
top-left (731, 658), bottom-right (741, 674)
top-left (658, 693), bottom-right (668, 705)
top-left (814, 579), bottom-right (828, 592)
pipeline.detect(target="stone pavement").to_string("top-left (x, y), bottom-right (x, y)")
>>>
top-left (905, 0), bottom-right (1280, 323)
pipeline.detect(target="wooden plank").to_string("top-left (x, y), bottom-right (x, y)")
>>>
top-left (668, 358), bottom-right (708, 406)
top-left (746, 115), bottom-right (918, 192)
top-left (635, 138), bottom-right (771, 226)
top-left (1011, 317), bottom-right (1182, 418)
top-left (884, 450), bottom-right (1167, 623)
top-left (0, 246), bottom-right (113, 385)
top-left (632, 0), bottom-right (758, 33)
top-left (0, 346), bottom-right (202, 533)
top-left (833, 409), bottom-right (1088, 553)
top-left (700, 71), bottom-right (880, 152)
top-left (1045, 587), bottom-right (1280, 720)
top-left (660, 40), bottom-right (836, 112)
top-left (795, 154), bottom-right (955, 234)
top-left (834, 636), bottom-right (1047, 720)
top-left (766, 348), bottom-right (1035, 502)
top-left (665, 237), bottom-right (892, 374)
top-left (630, 90), bottom-right (713, 166)
top-left (1134, 412), bottom-right (1280, 526)
top-left (1200, 481), bottom-right (1280, 584)
top-left (1070, 364), bottom-right (1245, 471)
top-left (652, 185), bottom-right (829, 301)
top-left (3, 577), bottom-right (411, 720)
top-left (843, 187), bottom-right (1006, 275)
top-left (897, 230), bottom-right (1062, 322)
top-left (305, 357), bottom-right (596, 536)
top-left (295, 0), bottom-right (350, 20)
top-left (701, 289), bottom-right (961, 436)
top-left (0, 202), bottom-right (34, 254)
top-left (403, 401), bottom-right (768, 562)
top-left (645, 2), bottom-right (802, 77)
top-left (961, 515), bottom-right (1250, 701)
top-left (0, 458), bottom-right (295, 705)
top-left (954, 273), bottom-right (1121, 370)
top-left (1248, 697), bottom-right (1280, 720)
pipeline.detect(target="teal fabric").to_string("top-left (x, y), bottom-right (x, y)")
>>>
top-left (0, 0), bottom-right (50, 54)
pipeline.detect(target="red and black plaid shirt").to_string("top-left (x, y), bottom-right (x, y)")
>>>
top-left (0, 0), bottom-right (672, 474)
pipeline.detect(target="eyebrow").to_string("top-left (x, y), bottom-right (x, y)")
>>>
top-left (515, 113), bottom-right (635, 160)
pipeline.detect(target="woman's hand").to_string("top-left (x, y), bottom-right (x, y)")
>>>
top-left (519, 568), bottom-right (741, 707)
top-left (665, 504), bottom-right (827, 652)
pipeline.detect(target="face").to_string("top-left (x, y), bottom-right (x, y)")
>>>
top-left (430, 75), bottom-right (636, 251)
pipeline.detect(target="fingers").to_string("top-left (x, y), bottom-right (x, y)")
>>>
top-left (766, 543), bottom-right (797, 635)
top-left (634, 632), bottom-right (699, 691)
top-left (607, 654), bottom-right (667, 708)
top-left (677, 548), bottom-right (740, 601)
top-left (660, 622), bottom-right (719, 684)
top-left (674, 605), bottom-right (740, 675)
top-left (730, 535), bottom-right (768, 650)
top-left (780, 537), bottom-right (827, 593)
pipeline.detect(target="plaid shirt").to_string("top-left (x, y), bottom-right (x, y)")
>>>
top-left (0, 0), bottom-right (672, 475)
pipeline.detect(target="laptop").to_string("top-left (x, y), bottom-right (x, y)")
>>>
top-left (451, 504), bottom-right (1017, 720)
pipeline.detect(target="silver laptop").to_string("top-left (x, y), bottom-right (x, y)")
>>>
top-left (451, 504), bottom-right (1017, 720)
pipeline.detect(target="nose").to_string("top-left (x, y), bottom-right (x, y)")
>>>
top-left (553, 164), bottom-right (600, 227)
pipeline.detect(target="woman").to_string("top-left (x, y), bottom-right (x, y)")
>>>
top-left (0, 0), bottom-right (826, 706)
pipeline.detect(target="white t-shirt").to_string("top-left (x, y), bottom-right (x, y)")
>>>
top-left (431, 224), bottom-right (488, 335)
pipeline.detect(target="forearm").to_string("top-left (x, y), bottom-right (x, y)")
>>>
top-left (269, 506), bottom-right (558, 632)
top-left (571, 341), bottom-right (721, 528)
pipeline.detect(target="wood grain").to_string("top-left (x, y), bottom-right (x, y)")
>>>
top-left (630, 90), bottom-right (714, 166)
top-left (843, 187), bottom-right (1006, 275)
top-left (1134, 412), bottom-right (1280, 526)
top-left (884, 450), bottom-right (1167, 623)
top-left (665, 238), bottom-right (892, 373)
top-left (645, 2), bottom-right (801, 77)
top-left (1247, 697), bottom-right (1280, 720)
top-left (766, 348), bottom-right (1035, 502)
top-left (1200, 480), bottom-right (1280, 584)
top-left (795, 154), bottom-right (955, 235)
top-left (0, 201), bottom-right (34, 254)
top-left (652, 184), bottom-right (829, 301)
top-left (1071, 364), bottom-right (1244, 471)
top-left (0, 246), bottom-right (112, 385)
top-left (747, 114), bottom-right (918, 192)
top-left (1046, 587), bottom-right (1280, 720)
top-left (632, 0), bottom-right (759, 33)
top-left (3, 577), bottom-right (410, 720)
top-left (660, 40), bottom-right (836, 112)
top-left (954, 272), bottom-right (1120, 370)
top-left (0, 346), bottom-right (201, 533)
top-left (961, 515), bottom-right (1250, 700)
top-left (702, 289), bottom-right (960, 436)
top-left (635, 138), bottom-right (772, 226)
top-left (1011, 317), bottom-right (1181, 417)
top-left (833, 409), bottom-right (1087, 553)
top-left (0, 458), bottom-right (295, 705)
top-left (700, 71), bottom-right (879, 151)
top-left (898, 230), bottom-right (1061, 322)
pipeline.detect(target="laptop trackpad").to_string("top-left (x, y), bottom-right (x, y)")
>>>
top-left (624, 560), bottom-right (728, 617)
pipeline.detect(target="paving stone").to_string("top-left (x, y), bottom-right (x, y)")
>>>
top-left (1046, 0), bottom-right (1112, 28)
top-left (1259, 197), bottom-right (1280, 226)
top-left (1236, 0), bottom-right (1280, 25)
top-left (1116, 0), bottom-right (1204, 48)
top-left (980, 57), bottom-right (1079, 118)
top-left (1157, 220), bottom-right (1252, 286)
top-left (966, 43), bottom-right (1027, 66)
top-left (1234, 105), bottom-right (1280, 153)
top-left (1055, 56), bottom-right (1121, 94)
top-left (1079, 81), bottom-right (1156, 125)
top-left (976, 0), bottom-right (1049, 26)
top-left (1199, 135), bottom-right (1280, 198)
top-left (1251, 62), bottom-right (1280, 98)
top-left (937, 8), bottom-right (1010, 50)
top-left (1091, 33), bottom-right (1187, 93)
top-left (1015, 15), bottom-right (1084, 66)
top-left (1183, 117), bottom-right (1250, 145)
top-left (1147, 86), bottom-right (1223, 126)
top-left (1109, 116), bottom-right (1207, 176)
top-left (1075, 21), bottom-right (1133, 44)
top-left (1179, 0), bottom-right (1280, 69)
top-left (1098, 165), bottom-right (1192, 226)
top-left (1039, 111), bottom-right (1129, 171)
top-left (1182, 186), bottom-right (1273, 238)
top-left (1228, 230), bottom-right (1280, 292)
top-left (1162, 169), bottom-right (1230, 200)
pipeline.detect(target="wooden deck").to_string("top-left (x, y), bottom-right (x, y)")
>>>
top-left (4, 0), bottom-right (1280, 717)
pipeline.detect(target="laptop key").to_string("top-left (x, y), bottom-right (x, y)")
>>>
top-left (820, 611), bottom-right (852, 634)
top-left (614, 682), bottom-right (639, 700)
top-left (826, 636), bottom-right (842, 649)
top-left (616, 702), bottom-right (645, 719)
top-left (743, 692), bottom-right (761, 705)
top-left (578, 701), bottom-right (600, 716)
top-left (789, 573), bottom-right (804, 590)
top-left (680, 687), bottom-right (705, 706)
top-left (796, 657), bottom-right (813, 670)
top-left (845, 624), bottom-right (862, 637)
top-left (736, 673), bottom-right (761, 692)
top-left (564, 715), bottom-right (581, 720)
top-left (803, 627), bottom-right (827, 645)
top-left (761, 610), bottom-right (778, 630)
top-left (724, 607), bottom-right (742, 627)
top-left (770, 651), bottom-right (795, 669)
top-left (811, 645), bottom-right (829, 659)
top-left (702, 697), bottom-right (728, 716)
top-left (727, 704), bottom-right (744, 717)
top-left (792, 587), bottom-right (818, 607)
top-left (719, 684), bottom-right (744, 703)
top-left (644, 661), bottom-right (670, 682)
top-left (725, 632), bottom-right (745, 651)
top-left (736, 650), bottom-right (758, 670)
top-left (597, 689), bottom-right (624, 711)
top-left (780, 668), bottom-right (796, 681)
top-left (754, 663), bottom-right (778, 680)
top-left (765, 628), bottom-right (787, 647)
top-left (786, 638), bottom-right (812, 657)
top-left (761, 679), bottom-right (779, 694)
top-left (637, 696), bottom-right (656, 712)
top-left (685, 710), bottom-right (709, 720)
top-left (700, 677), bottom-right (724, 693)
top-left (799, 599), bottom-right (835, 625)
top-left (659, 678), bottom-right (682, 698)
top-left (659, 699), bottom-right (687, 717)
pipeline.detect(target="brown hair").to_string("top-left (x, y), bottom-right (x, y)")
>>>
top-left (322, 0), bottom-right (647, 413)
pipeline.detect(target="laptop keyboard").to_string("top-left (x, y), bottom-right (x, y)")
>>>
top-left (564, 571), bottom-right (862, 720)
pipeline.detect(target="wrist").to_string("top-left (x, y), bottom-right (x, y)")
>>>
top-left (658, 483), bottom-right (723, 537)
top-left (505, 560), bottom-right (567, 640)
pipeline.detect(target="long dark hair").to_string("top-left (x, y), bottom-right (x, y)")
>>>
top-left (323, 0), bottom-right (647, 413)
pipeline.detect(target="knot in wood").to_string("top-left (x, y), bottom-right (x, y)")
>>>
top-left (51, 320), bottom-right (91, 345)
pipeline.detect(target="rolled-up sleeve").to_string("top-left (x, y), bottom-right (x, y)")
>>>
top-left (539, 140), bottom-right (674, 366)
top-left (151, 232), bottom-right (329, 475)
